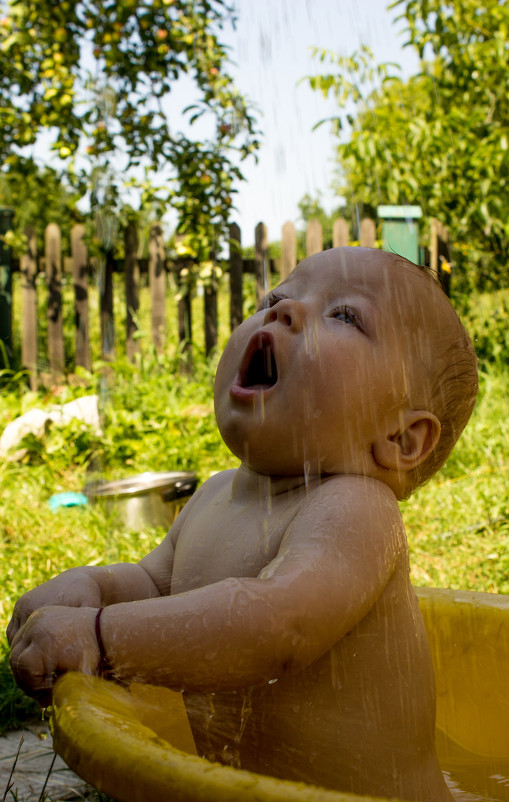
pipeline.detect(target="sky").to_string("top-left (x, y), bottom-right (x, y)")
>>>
top-left (219, 0), bottom-right (420, 246)
top-left (33, 0), bottom-right (421, 248)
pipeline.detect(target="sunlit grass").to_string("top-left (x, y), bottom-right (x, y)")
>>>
top-left (403, 367), bottom-right (509, 592)
top-left (1, 274), bottom-right (508, 737)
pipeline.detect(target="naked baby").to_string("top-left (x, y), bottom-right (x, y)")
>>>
top-left (8, 247), bottom-right (478, 802)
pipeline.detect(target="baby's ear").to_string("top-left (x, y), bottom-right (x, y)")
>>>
top-left (373, 411), bottom-right (441, 472)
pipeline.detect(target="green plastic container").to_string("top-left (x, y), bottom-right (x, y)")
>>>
top-left (377, 205), bottom-right (422, 264)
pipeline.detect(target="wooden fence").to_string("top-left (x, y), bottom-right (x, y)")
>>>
top-left (7, 215), bottom-right (449, 389)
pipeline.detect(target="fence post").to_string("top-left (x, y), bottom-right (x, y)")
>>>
top-left (204, 263), bottom-right (218, 356)
top-left (21, 226), bottom-right (37, 390)
top-left (333, 218), bottom-right (349, 248)
top-left (359, 218), bottom-right (376, 248)
top-left (149, 222), bottom-right (166, 353)
top-left (229, 223), bottom-right (242, 330)
top-left (99, 252), bottom-right (115, 360)
top-left (71, 224), bottom-right (90, 372)
top-left (0, 208), bottom-right (14, 368)
top-left (306, 219), bottom-right (323, 256)
top-left (45, 222), bottom-right (65, 381)
top-left (430, 218), bottom-right (451, 296)
top-left (255, 222), bottom-right (268, 306)
top-left (125, 220), bottom-right (139, 361)
top-left (176, 261), bottom-right (193, 369)
top-left (281, 221), bottom-right (297, 279)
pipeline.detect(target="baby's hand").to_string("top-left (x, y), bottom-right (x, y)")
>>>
top-left (7, 568), bottom-right (102, 645)
top-left (9, 606), bottom-right (100, 707)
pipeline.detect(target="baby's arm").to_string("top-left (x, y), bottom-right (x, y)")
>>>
top-left (6, 487), bottom-right (195, 646)
top-left (10, 476), bottom-right (405, 701)
top-left (6, 563), bottom-right (159, 645)
top-left (103, 476), bottom-right (406, 689)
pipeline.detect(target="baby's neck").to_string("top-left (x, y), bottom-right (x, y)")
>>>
top-left (231, 464), bottom-right (318, 503)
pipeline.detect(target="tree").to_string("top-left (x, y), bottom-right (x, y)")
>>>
top-left (0, 0), bottom-right (260, 256)
top-left (0, 160), bottom-right (83, 254)
top-left (305, 1), bottom-right (509, 292)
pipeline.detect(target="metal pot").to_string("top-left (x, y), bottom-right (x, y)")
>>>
top-left (84, 471), bottom-right (197, 531)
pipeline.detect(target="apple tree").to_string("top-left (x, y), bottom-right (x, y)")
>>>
top-left (0, 0), bottom-right (260, 256)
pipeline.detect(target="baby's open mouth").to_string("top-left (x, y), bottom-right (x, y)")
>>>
top-left (236, 332), bottom-right (278, 392)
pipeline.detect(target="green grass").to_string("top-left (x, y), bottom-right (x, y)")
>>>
top-left (0, 276), bottom-right (508, 745)
top-left (402, 366), bottom-right (509, 592)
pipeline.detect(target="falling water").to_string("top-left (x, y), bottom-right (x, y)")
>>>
top-left (47, 3), bottom-right (508, 802)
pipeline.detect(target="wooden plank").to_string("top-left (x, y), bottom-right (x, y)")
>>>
top-left (255, 222), bottom-right (268, 305)
top-left (332, 218), bottom-right (349, 248)
top-left (21, 226), bottom-right (37, 390)
top-left (229, 223), bottom-right (243, 330)
top-left (306, 219), bottom-right (322, 256)
top-left (125, 221), bottom-right (140, 361)
top-left (430, 218), bottom-right (439, 275)
top-left (281, 221), bottom-right (296, 279)
top-left (45, 222), bottom-right (65, 381)
top-left (176, 261), bottom-right (193, 371)
top-left (204, 276), bottom-right (217, 355)
top-left (359, 218), bottom-right (376, 248)
top-left (71, 224), bottom-right (90, 372)
top-left (99, 253), bottom-right (115, 360)
top-left (149, 222), bottom-right (166, 353)
top-left (437, 221), bottom-right (451, 296)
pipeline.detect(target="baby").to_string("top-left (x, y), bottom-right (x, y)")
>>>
top-left (8, 247), bottom-right (478, 802)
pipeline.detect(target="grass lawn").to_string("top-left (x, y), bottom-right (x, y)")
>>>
top-left (0, 274), bottom-right (508, 738)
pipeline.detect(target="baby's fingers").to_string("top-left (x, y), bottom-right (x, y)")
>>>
top-left (7, 598), bottom-right (36, 644)
top-left (9, 640), bottom-right (55, 707)
top-left (6, 614), bottom-right (19, 645)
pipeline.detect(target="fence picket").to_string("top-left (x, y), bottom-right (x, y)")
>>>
top-left (10, 214), bottom-right (445, 384)
top-left (333, 218), bottom-right (349, 248)
top-left (204, 277), bottom-right (217, 355)
top-left (125, 221), bottom-right (139, 361)
top-left (45, 222), bottom-right (65, 381)
top-left (430, 218), bottom-right (451, 296)
top-left (359, 218), bottom-right (376, 248)
top-left (71, 224), bottom-right (90, 372)
top-left (229, 223), bottom-right (242, 331)
top-left (255, 222), bottom-right (268, 305)
top-left (149, 222), bottom-right (166, 353)
top-left (100, 253), bottom-right (115, 361)
top-left (281, 221), bottom-right (297, 280)
top-left (306, 219), bottom-right (322, 256)
top-left (21, 226), bottom-right (37, 390)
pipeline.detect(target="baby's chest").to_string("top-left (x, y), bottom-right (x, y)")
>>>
top-left (171, 500), bottom-right (292, 594)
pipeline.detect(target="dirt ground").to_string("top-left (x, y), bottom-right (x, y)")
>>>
top-left (0, 721), bottom-right (90, 801)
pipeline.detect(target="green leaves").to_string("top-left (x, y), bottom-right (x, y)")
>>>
top-left (307, 0), bottom-right (509, 291)
top-left (0, 0), bottom-right (261, 260)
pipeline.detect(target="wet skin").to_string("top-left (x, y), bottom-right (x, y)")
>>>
top-left (8, 248), bottom-right (455, 801)
top-left (169, 468), bottom-right (451, 802)
top-left (214, 246), bottom-right (445, 489)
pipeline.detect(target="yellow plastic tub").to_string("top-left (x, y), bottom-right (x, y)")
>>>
top-left (50, 588), bottom-right (509, 802)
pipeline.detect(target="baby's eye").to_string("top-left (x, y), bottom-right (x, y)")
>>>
top-left (331, 306), bottom-right (358, 326)
top-left (257, 292), bottom-right (287, 311)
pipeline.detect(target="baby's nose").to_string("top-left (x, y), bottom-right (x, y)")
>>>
top-left (263, 298), bottom-right (305, 331)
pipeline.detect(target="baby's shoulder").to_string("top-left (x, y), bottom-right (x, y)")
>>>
top-left (306, 474), bottom-right (404, 535)
top-left (318, 473), bottom-right (400, 507)
top-left (183, 469), bottom-right (235, 509)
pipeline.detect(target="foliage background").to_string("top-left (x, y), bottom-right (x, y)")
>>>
top-left (305, 0), bottom-right (509, 292)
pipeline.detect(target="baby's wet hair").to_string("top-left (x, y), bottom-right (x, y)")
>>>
top-left (396, 259), bottom-right (478, 497)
